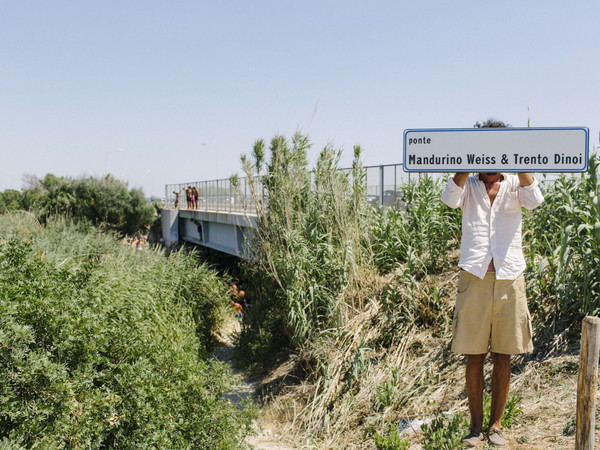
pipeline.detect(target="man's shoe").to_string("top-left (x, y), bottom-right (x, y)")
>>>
top-left (487, 428), bottom-right (507, 446)
top-left (462, 428), bottom-right (484, 447)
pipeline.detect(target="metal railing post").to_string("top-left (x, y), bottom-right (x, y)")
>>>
top-left (379, 165), bottom-right (384, 207)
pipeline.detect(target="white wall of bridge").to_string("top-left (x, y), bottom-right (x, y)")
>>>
top-left (161, 208), bottom-right (256, 258)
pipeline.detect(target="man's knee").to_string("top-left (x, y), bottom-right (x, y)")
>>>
top-left (490, 352), bottom-right (511, 367)
top-left (466, 353), bottom-right (487, 368)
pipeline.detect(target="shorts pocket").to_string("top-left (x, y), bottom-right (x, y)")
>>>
top-left (496, 277), bottom-right (521, 302)
top-left (457, 272), bottom-right (471, 294)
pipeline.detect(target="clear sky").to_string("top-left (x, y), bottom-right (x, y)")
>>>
top-left (1, 1), bottom-right (599, 198)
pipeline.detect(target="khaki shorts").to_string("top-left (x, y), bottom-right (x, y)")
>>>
top-left (451, 271), bottom-right (533, 355)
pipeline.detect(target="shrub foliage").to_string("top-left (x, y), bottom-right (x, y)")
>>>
top-left (371, 176), bottom-right (461, 275)
top-left (0, 215), bottom-right (254, 448)
top-left (0, 174), bottom-right (155, 234)
top-left (525, 152), bottom-right (600, 342)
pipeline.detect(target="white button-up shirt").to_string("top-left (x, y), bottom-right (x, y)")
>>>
top-left (441, 174), bottom-right (544, 280)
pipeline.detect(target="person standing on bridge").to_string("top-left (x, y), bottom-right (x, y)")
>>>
top-left (188, 186), bottom-right (196, 210)
top-left (184, 186), bottom-right (192, 209)
top-left (192, 186), bottom-right (199, 209)
top-left (441, 119), bottom-right (544, 447)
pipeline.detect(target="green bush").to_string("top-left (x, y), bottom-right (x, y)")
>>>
top-left (0, 189), bottom-right (21, 214)
top-left (0, 216), bottom-right (255, 448)
top-left (1, 174), bottom-right (155, 234)
top-left (482, 393), bottom-right (523, 429)
top-left (371, 176), bottom-right (461, 275)
top-left (421, 413), bottom-right (466, 450)
top-left (525, 153), bottom-right (600, 335)
top-left (374, 425), bottom-right (410, 450)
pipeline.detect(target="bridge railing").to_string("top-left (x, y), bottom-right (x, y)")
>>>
top-left (165, 176), bottom-right (261, 213)
top-left (165, 163), bottom-right (418, 212)
top-left (164, 164), bottom-right (563, 213)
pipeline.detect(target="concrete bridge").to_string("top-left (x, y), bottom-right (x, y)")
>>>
top-left (161, 163), bottom-right (411, 258)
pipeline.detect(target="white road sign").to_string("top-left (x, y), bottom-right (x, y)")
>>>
top-left (403, 127), bottom-right (589, 172)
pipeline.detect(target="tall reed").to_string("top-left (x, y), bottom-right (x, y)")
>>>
top-left (237, 134), bottom-right (371, 363)
top-left (371, 175), bottom-right (461, 275)
top-left (525, 152), bottom-right (600, 340)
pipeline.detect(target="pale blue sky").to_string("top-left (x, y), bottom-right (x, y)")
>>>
top-left (1, 1), bottom-right (599, 197)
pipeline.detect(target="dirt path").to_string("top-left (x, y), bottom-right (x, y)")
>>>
top-left (212, 319), bottom-right (298, 450)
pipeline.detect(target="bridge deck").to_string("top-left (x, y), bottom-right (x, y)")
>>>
top-left (163, 163), bottom-right (414, 258)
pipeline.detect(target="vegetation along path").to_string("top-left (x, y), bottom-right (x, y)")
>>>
top-left (213, 319), bottom-right (298, 450)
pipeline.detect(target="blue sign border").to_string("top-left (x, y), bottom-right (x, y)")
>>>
top-left (403, 127), bottom-right (590, 173)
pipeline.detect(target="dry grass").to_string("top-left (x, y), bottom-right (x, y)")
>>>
top-left (243, 269), bottom-right (596, 449)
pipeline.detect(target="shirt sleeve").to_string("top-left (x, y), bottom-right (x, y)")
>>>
top-left (441, 176), bottom-right (465, 209)
top-left (518, 177), bottom-right (545, 210)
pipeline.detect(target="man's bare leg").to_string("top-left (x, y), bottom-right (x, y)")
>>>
top-left (466, 353), bottom-right (486, 430)
top-left (489, 352), bottom-right (511, 430)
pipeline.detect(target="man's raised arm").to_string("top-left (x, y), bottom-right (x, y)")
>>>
top-left (517, 172), bottom-right (534, 187)
top-left (517, 172), bottom-right (544, 210)
top-left (442, 173), bottom-right (469, 209)
top-left (453, 173), bottom-right (469, 188)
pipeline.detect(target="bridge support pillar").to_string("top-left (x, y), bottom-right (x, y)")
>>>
top-left (161, 209), bottom-right (179, 247)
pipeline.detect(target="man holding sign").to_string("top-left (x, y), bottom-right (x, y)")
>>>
top-left (441, 120), bottom-right (545, 447)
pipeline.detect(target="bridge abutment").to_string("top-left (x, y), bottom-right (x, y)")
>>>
top-left (161, 208), bottom-right (257, 258)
